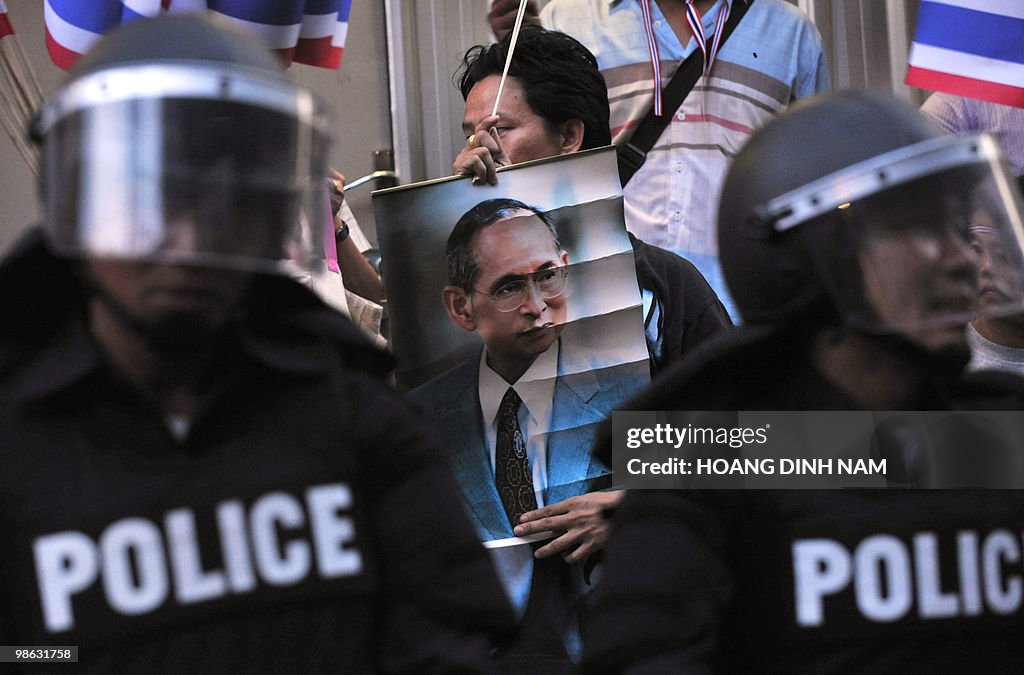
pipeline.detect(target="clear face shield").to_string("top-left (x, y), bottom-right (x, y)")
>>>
top-left (760, 134), bottom-right (1024, 353)
top-left (36, 63), bottom-right (331, 275)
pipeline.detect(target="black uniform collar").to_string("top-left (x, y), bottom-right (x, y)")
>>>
top-left (1, 310), bottom-right (101, 403)
top-left (1, 309), bottom-right (348, 406)
top-left (0, 229), bottom-right (393, 405)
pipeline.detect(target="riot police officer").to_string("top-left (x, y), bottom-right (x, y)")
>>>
top-left (583, 90), bottom-right (1024, 672)
top-left (0, 15), bottom-right (513, 673)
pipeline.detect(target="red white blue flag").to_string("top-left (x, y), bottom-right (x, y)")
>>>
top-left (906, 0), bottom-right (1024, 108)
top-left (44, 0), bottom-right (352, 70)
top-left (0, 0), bottom-right (14, 38)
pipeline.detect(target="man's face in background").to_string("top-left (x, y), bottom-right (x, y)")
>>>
top-left (970, 206), bottom-right (1024, 333)
top-left (971, 209), bottom-right (1024, 313)
top-left (463, 75), bottom-right (576, 163)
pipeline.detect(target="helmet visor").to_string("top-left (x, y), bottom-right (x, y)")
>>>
top-left (40, 68), bottom-right (329, 275)
top-left (804, 138), bottom-right (1024, 351)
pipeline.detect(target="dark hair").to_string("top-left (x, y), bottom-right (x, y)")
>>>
top-left (446, 198), bottom-right (560, 290)
top-left (454, 25), bottom-right (611, 150)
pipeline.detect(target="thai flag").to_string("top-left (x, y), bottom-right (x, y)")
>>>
top-left (906, 0), bottom-right (1024, 108)
top-left (292, 0), bottom-right (350, 69)
top-left (0, 0), bottom-right (15, 38)
top-left (44, 0), bottom-right (352, 71)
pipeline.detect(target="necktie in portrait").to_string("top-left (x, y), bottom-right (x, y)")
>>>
top-left (495, 387), bottom-right (538, 527)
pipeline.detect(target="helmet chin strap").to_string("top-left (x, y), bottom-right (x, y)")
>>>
top-left (80, 273), bottom-right (229, 353)
top-left (81, 274), bottom-right (147, 333)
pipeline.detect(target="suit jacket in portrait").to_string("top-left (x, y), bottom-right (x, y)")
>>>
top-left (408, 330), bottom-right (648, 614)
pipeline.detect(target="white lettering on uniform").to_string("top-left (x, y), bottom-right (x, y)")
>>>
top-left (792, 539), bottom-right (851, 627)
top-left (854, 535), bottom-right (911, 622)
top-left (250, 492), bottom-right (311, 586)
top-left (957, 531), bottom-right (983, 615)
top-left (166, 509), bottom-right (227, 604)
top-left (982, 530), bottom-right (1021, 614)
top-left (100, 518), bottom-right (169, 616)
top-left (33, 532), bottom-right (99, 632)
top-left (792, 529), bottom-right (1024, 628)
top-left (306, 485), bottom-right (362, 577)
top-left (217, 500), bottom-right (256, 593)
top-left (31, 484), bottom-right (361, 633)
top-left (914, 533), bottom-right (958, 619)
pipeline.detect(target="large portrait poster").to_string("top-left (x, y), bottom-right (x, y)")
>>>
top-left (373, 148), bottom-right (649, 575)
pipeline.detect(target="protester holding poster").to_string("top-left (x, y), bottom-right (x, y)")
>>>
top-left (453, 25), bottom-right (732, 375)
top-left (375, 147), bottom-right (650, 669)
top-left (375, 26), bottom-right (728, 668)
top-left (488, 0), bottom-right (829, 320)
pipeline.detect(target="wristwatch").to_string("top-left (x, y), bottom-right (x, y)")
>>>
top-left (334, 219), bottom-right (350, 243)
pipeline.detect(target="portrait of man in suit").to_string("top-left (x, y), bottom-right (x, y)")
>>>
top-left (411, 196), bottom-right (645, 536)
top-left (374, 149), bottom-right (651, 666)
top-left (408, 196), bottom-right (649, 664)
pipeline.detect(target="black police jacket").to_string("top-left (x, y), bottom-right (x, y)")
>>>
top-left (0, 230), bottom-right (516, 673)
top-left (584, 324), bottom-right (1024, 673)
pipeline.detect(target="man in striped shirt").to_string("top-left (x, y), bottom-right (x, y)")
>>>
top-left (490, 0), bottom-right (828, 319)
top-left (921, 92), bottom-right (1024, 176)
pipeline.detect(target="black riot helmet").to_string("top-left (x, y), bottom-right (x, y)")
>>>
top-left (718, 90), bottom-right (1024, 355)
top-left (33, 14), bottom-right (331, 276)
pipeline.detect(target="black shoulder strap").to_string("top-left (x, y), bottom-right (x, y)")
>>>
top-left (617, 0), bottom-right (754, 186)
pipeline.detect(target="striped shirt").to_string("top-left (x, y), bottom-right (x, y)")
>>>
top-left (921, 93), bottom-right (1024, 177)
top-left (541, 0), bottom-right (828, 315)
